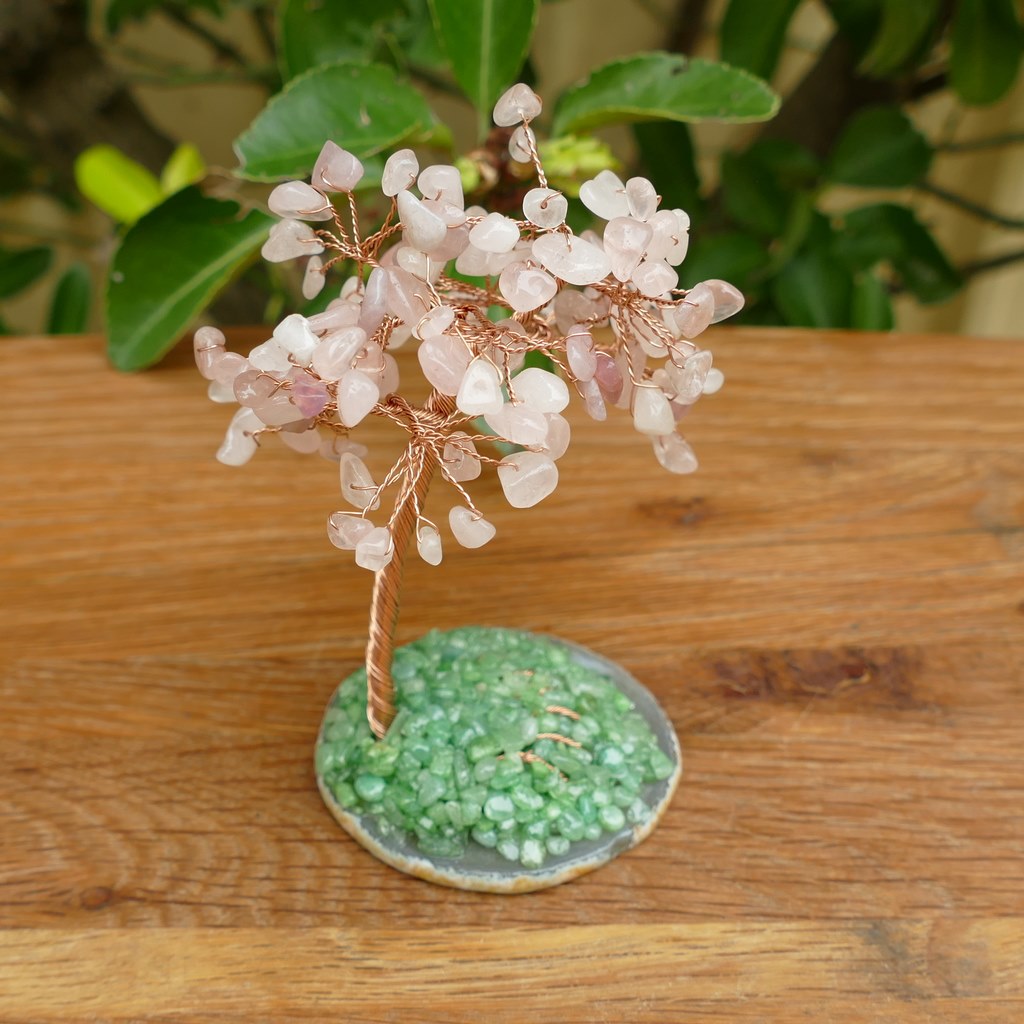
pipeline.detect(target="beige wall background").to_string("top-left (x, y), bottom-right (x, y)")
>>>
top-left (3, 0), bottom-right (1022, 337)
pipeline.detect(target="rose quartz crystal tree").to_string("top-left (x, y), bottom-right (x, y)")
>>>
top-left (195, 83), bottom-right (743, 739)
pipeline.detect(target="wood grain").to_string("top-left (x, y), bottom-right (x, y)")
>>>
top-left (1, 328), bottom-right (1023, 1022)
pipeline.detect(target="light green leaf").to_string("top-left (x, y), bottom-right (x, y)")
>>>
top-left (234, 61), bottom-right (436, 181)
top-left (48, 263), bottom-right (93, 334)
top-left (950, 0), bottom-right (1023, 106)
top-left (835, 203), bottom-right (960, 304)
top-left (720, 0), bottom-right (801, 80)
top-left (850, 271), bottom-right (894, 330)
top-left (106, 186), bottom-right (273, 371)
top-left (0, 245), bottom-right (52, 299)
top-left (772, 249), bottom-right (854, 328)
top-left (428, 0), bottom-right (538, 123)
top-left (859, 0), bottom-right (940, 77)
top-left (278, 0), bottom-right (403, 80)
top-left (75, 144), bottom-right (164, 224)
top-left (160, 142), bottom-right (206, 195)
top-left (553, 53), bottom-right (779, 135)
top-left (827, 106), bottom-right (932, 187)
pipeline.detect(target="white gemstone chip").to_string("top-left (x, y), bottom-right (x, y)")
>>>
top-left (418, 164), bottom-right (464, 207)
top-left (339, 453), bottom-right (379, 510)
top-left (469, 212), bottom-right (520, 254)
top-left (513, 366), bottom-right (569, 413)
top-left (579, 170), bottom-right (629, 220)
top-left (493, 83), bottom-right (542, 127)
top-left (418, 334), bottom-right (472, 396)
top-left (312, 325), bottom-right (366, 380)
top-left (705, 279), bottom-right (745, 323)
top-left (497, 451), bottom-right (559, 508)
top-left (397, 190), bottom-right (447, 252)
top-left (262, 219), bottom-right (324, 262)
top-left (302, 256), bottom-right (325, 300)
top-left (456, 357), bottom-right (503, 416)
top-left (382, 149), bottom-right (419, 197)
top-left (312, 141), bottom-right (363, 193)
top-left (532, 232), bottom-right (611, 286)
top-left (653, 433), bottom-right (699, 474)
top-left (442, 433), bottom-right (482, 482)
top-left (355, 526), bottom-right (394, 572)
top-left (632, 259), bottom-right (678, 297)
top-left (522, 187), bottom-right (567, 228)
top-left (674, 282), bottom-right (716, 338)
top-left (632, 386), bottom-right (675, 436)
top-left (216, 408), bottom-right (263, 467)
top-left (336, 369), bottom-right (380, 427)
top-left (449, 506), bottom-right (496, 548)
top-left (566, 325), bottom-right (597, 382)
top-left (508, 125), bottom-right (536, 164)
top-left (416, 524), bottom-right (443, 566)
top-left (268, 181), bottom-right (332, 221)
top-left (273, 313), bottom-right (319, 364)
top-left (625, 177), bottom-right (659, 221)
top-left (498, 262), bottom-right (557, 313)
top-left (702, 367), bottom-right (725, 395)
top-left (487, 402), bottom-right (549, 446)
top-left (604, 217), bottom-right (653, 282)
top-left (327, 512), bottom-right (374, 550)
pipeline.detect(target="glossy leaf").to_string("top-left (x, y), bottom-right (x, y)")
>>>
top-left (47, 263), bottom-right (93, 335)
top-left (772, 249), bottom-right (854, 328)
top-left (0, 245), bottom-right (52, 299)
top-left (160, 142), bottom-right (206, 195)
top-left (75, 145), bottom-right (163, 224)
top-left (859, 0), bottom-right (940, 77)
top-left (827, 106), bottom-right (932, 187)
top-left (720, 0), bottom-right (801, 80)
top-left (836, 203), bottom-right (960, 304)
top-left (235, 62), bottom-right (436, 181)
top-left (950, 0), bottom-right (1023, 106)
top-left (821, 0), bottom-right (882, 59)
top-left (106, 0), bottom-right (222, 33)
top-left (850, 271), bottom-right (894, 330)
top-left (632, 121), bottom-right (703, 224)
top-left (721, 151), bottom-right (791, 238)
top-left (553, 53), bottom-right (779, 135)
top-left (107, 186), bottom-right (273, 371)
top-left (429, 0), bottom-right (539, 115)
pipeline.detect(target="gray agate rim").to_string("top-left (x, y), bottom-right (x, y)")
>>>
top-left (315, 630), bottom-right (682, 893)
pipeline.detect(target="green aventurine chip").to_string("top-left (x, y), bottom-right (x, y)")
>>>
top-left (316, 627), bottom-right (672, 869)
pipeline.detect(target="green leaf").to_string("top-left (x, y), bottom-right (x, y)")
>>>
top-left (160, 142), bottom-right (206, 195)
top-left (278, 0), bottom-right (403, 80)
top-left (858, 0), bottom-right (940, 77)
top-left (827, 106), bottom-right (932, 187)
top-left (772, 249), bottom-right (854, 328)
top-left (850, 271), bottom-right (894, 330)
top-left (824, 0), bottom-right (884, 60)
top-left (0, 245), bottom-right (52, 299)
top-left (632, 121), bottom-right (703, 224)
top-left (721, 150), bottom-right (791, 237)
top-left (835, 203), bottom-right (961, 303)
top-left (234, 61), bottom-right (437, 181)
top-left (47, 263), bottom-right (93, 335)
top-left (720, 0), bottom-right (801, 80)
top-left (679, 231), bottom-right (770, 289)
top-left (428, 0), bottom-right (539, 123)
top-left (106, 0), bottom-right (223, 33)
top-left (75, 144), bottom-right (164, 224)
top-left (950, 0), bottom-right (1023, 106)
top-left (553, 53), bottom-right (779, 135)
top-left (106, 186), bottom-right (273, 371)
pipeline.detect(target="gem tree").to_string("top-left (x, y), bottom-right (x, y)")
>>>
top-left (195, 83), bottom-right (744, 741)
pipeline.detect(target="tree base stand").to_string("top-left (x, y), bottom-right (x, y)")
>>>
top-left (315, 627), bottom-right (681, 893)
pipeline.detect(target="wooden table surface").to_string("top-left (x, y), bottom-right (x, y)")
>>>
top-left (2, 328), bottom-right (1023, 1022)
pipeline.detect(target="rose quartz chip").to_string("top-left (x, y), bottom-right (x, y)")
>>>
top-left (626, 177), bottom-right (658, 221)
top-left (336, 369), bottom-right (380, 427)
top-left (449, 506), bottom-right (496, 548)
top-left (302, 256), bottom-right (325, 300)
top-left (704, 279), bottom-right (745, 322)
top-left (667, 350), bottom-right (713, 403)
top-left (327, 512), bottom-right (373, 550)
top-left (592, 351), bottom-right (623, 403)
top-left (508, 125), bottom-right (536, 163)
top-left (523, 187), bottom-right (567, 228)
top-left (355, 526), bottom-right (394, 572)
top-left (566, 326), bottom-right (597, 382)
top-left (632, 386), bottom-right (675, 436)
top-left (493, 83), bottom-right (542, 127)
top-left (268, 180), bottom-right (332, 221)
top-left (512, 367), bottom-right (569, 413)
top-left (604, 217), bottom-right (653, 282)
top-left (456, 357), bottom-right (503, 416)
top-left (273, 313), bottom-right (318, 364)
top-left (291, 373), bottom-right (330, 417)
top-left (488, 401), bottom-right (549, 446)
top-left (312, 141), bottom-right (363, 193)
top-left (469, 212), bottom-right (520, 254)
top-left (312, 325), bottom-right (366, 380)
top-left (440, 433), bottom-right (480, 483)
top-left (398, 190), bottom-right (447, 252)
top-left (674, 282), bottom-right (716, 338)
top-left (280, 427), bottom-right (320, 454)
top-left (339, 452), bottom-right (378, 510)
top-left (308, 301), bottom-right (360, 333)
top-left (211, 351), bottom-right (247, 386)
top-left (385, 267), bottom-right (431, 325)
top-left (194, 326), bottom-right (225, 379)
top-left (216, 407), bottom-right (263, 466)
top-left (497, 451), bottom-right (558, 508)
top-left (554, 290), bottom-right (598, 334)
top-left (653, 433), bottom-right (698, 474)
top-left (382, 149), bottom-right (418, 197)
top-left (532, 232), bottom-right (611, 286)
top-left (702, 367), bottom-right (725, 394)
top-left (418, 164), bottom-right (464, 207)
top-left (542, 413), bottom-right (571, 459)
top-left (498, 262), bottom-right (557, 313)
top-left (632, 259), bottom-right (678, 297)
top-left (579, 170), bottom-right (629, 220)
top-left (416, 524), bottom-right (443, 566)
top-left (247, 338), bottom-right (291, 375)
top-left (582, 378), bottom-right (607, 421)
top-left (646, 209), bottom-right (689, 264)
top-left (262, 219), bottom-right (324, 263)
top-left (418, 334), bottom-right (471, 396)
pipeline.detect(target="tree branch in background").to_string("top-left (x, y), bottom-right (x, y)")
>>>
top-left (666, 0), bottom-right (714, 56)
top-left (0, 0), bottom-right (174, 189)
top-left (959, 248), bottom-right (1024, 278)
top-left (938, 132), bottom-right (1024, 153)
top-left (919, 182), bottom-right (1024, 231)
top-left (163, 8), bottom-right (250, 69)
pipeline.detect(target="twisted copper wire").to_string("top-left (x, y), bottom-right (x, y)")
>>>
top-left (365, 390), bottom-right (456, 738)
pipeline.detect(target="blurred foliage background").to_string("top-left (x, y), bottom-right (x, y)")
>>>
top-left (1, 0), bottom-right (1022, 364)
